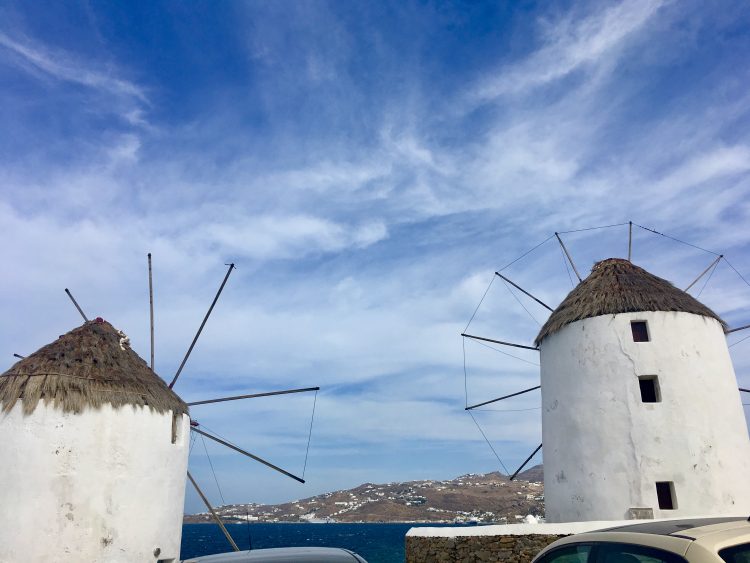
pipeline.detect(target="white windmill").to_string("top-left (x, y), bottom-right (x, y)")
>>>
top-left (0, 257), bottom-right (318, 562)
top-left (463, 222), bottom-right (750, 523)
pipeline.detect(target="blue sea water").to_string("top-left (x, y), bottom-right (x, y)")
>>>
top-left (181, 522), bottom-right (463, 563)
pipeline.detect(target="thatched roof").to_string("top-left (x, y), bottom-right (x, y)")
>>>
top-left (0, 319), bottom-right (188, 416)
top-left (535, 258), bottom-right (726, 345)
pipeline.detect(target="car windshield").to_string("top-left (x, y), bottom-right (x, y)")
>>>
top-left (719, 543), bottom-right (750, 563)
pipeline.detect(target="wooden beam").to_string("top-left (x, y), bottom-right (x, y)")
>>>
top-left (509, 443), bottom-right (543, 481)
top-left (685, 255), bottom-right (722, 292)
top-left (495, 273), bottom-right (553, 312)
top-left (148, 253), bottom-right (155, 371)
top-left (187, 471), bottom-right (240, 552)
top-left (64, 288), bottom-right (89, 322)
top-left (191, 426), bottom-right (305, 484)
top-left (628, 221), bottom-right (633, 262)
top-left (188, 387), bottom-right (320, 406)
top-left (461, 333), bottom-right (538, 351)
top-left (169, 263), bottom-right (236, 389)
top-left (555, 233), bottom-right (582, 282)
top-left (466, 385), bottom-right (541, 411)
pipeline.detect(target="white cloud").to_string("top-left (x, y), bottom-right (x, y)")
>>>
top-left (3, 1), bottom-right (750, 509)
top-left (0, 31), bottom-right (145, 100)
top-left (470, 0), bottom-right (667, 101)
top-left (0, 30), bottom-right (148, 124)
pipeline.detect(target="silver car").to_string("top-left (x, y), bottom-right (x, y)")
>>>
top-left (182, 546), bottom-right (368, 562)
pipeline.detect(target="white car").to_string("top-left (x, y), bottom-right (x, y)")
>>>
top-left (533, 517), bottom-right (750, 563)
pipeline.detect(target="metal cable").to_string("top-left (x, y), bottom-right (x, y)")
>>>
top-left (697, 257), bottom-right (721, 298)
top-left (723, 257), bottom-right (750, 290)
top-left (498, 234), bottom-right (556, 272)
top-left (468, 337), bottom-right (540, 367)
top-left (467, 410), bottom-right (510, 475)
top-left (201, 433), bottom-right (226, 505)
top-left (302, 389), bottom-right (318, 478)
top-left (463, 337), bottom-right (469, 409)
top-left (189, 430), bottom-right (198, 456)
top-left (557, 222), bottom-right (630, 234)
top-left (473, 406), bottom-right (542, 412)
top-left (501, 279), bottom-right (540, 326)
top-left (729, 333), bottom-right (750, 348)
top-left (464, 275), bottom-right (495, 333)
top-left (559, 241), bottom-right (575, 287)
top-left (633, 223), bottom-right (720, 256)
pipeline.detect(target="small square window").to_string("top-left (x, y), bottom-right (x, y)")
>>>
top-left (638, 376), bottom-right (660, 403)
top-left (656, 481), bottom-right (676, 510)
top-left (631, 321), bottom-right (650, 342)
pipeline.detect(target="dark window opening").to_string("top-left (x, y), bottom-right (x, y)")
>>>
top-left (719, 543), bottom-right (750, 563)
top-left (171, 413), bottom-right (184, 445)
top-left (631, 321), bottom-right (650, 342)
top-left (656, 481), bottom-right (676, 510)
top-left (639, 376), bottom-right (660, 403)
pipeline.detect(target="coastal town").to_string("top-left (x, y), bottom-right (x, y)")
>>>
top-left (184, 467), bottom-right (544, 525)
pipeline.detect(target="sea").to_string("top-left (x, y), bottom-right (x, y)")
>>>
top-left (181, 522), bottom-right (466, 563)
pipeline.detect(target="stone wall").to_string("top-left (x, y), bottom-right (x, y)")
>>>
top-left (405, 533), bottom-right (568, 563)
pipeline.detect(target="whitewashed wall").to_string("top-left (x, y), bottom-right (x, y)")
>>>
top-left (540, 311), bottom-right (750, 522)
top-left (0, 403), bottom-right (190, 563)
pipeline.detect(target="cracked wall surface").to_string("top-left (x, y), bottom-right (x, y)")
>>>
top-left (540, 311), bottom-right (750, 522)
top-left (0, 404), bottom-right (190, 562)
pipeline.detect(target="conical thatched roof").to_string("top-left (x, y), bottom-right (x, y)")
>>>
top-left (0, 319), bottom-right (188, 415)
top-left (535, 258), bottom-right (726, 345)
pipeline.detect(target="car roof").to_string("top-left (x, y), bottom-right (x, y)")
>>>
top-left (182, 546), bottom-right (367, 563)
top-left (595, 517), bottom-right (748, 539)
top-left (534, 517), bottom-right (750, 561)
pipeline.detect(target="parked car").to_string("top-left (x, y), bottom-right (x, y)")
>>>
top-left (182, 546), bottom-right (368, 562)
top-left (532, 517), bottom-right (750, 563)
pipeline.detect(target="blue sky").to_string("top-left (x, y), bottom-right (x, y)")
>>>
top-left (2, 0), bottom-right (750, 514)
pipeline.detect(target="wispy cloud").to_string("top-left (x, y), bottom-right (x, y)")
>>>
top-left (0, 30), bottom-right (147, 124)
top-left (470, 0), bottom-right (667, 102)
top-left (2, 0), bottom-right (750, 508)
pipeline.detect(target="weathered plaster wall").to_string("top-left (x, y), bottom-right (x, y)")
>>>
top-left (540, 311), bottom-right (750, 522)
top-left (0, 403), bottom-right (190, 563)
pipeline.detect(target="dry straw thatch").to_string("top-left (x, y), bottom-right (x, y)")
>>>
top-left (535, 258), bottom-right (726, 345)
top-left (0, 319), bottom-right (188, 415)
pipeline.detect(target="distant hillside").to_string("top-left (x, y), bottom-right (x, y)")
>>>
top-left (185, 465), bottom-right (544, 524)
top-left (516, 464), bottom-right (543, 483)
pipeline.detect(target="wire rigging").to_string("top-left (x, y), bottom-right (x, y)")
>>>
top-left (464, 276), bottom-right (495, 333)
top-left (473, 406), bottom-right (542, 413)
top-left (468, 337), bottom-right (540, 366)
top-left (463, 337), bottom-right (469, 408)
top-left (729, 333), bottom-right (750, 348)
top-left (697, 256), bottom-right (721, 298)
top-left (467, 410), bottom-right (510, 475)
top-left (633, 223), bottom-right (720, 256)
top-left (189, 429), bottom-right (198, 456)
top-left (559, 240), bottom-right (575, 288)
top-left (302, 389), bottom-right (318, 479)
top-left (201, 433), bottom-right (226, 506)
top-left (557, 222), bottom-right (630, 234)
top-left (501, 278), bottom-right (540, 326)
top-left (498, 234), bottom-right (555, 272)
top-left (723, 257), bottom-right (750, 290)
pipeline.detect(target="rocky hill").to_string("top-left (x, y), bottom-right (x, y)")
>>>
top-left (184, 465), bottom-right (544, 524)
